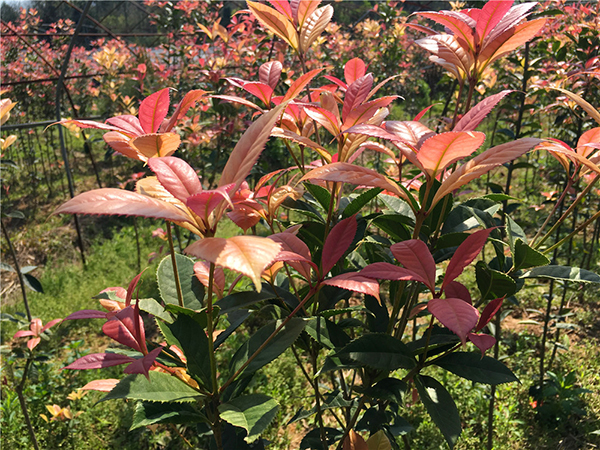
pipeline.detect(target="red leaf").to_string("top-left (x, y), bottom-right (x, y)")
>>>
top-left (414, 104), bottom-right (437, 122)
top-left (444, 281), bottom-right (472, 304)
top-left (475, 297), bottom-right (504, 332)
top-left (242, 82), bottom-right (275, 106)
top-left (384, 120), bottom-right (436, 148)
top-left (342, 74), bottom-right (373, 122)
top-left (342, 96), bottom-right (397, 131)
top-left (480, 18), bottom-right (546, 67)
top-left (483, 2), bottom-right (537, 46)
top-left (304, 105), bottom-right (341, 136)
top-left (54, 188), bottom-right (194, 224)
top-left (282, 68), bottom-right (323, 103)
top-left (476, 0), bottom-right (513, 43)
top-left (125, 272), bottom-right (144, 307)
top-left (418, 11), bottom-right (476, 52)
top-left (139, 88), bottom-right (170, 134)
top-left (102, 308), bottom-right (145, 353)
top-left (322, 273), bottom-right (380, 303)
top-left (187, 185), bottom-right (235, 223)
top-left (454, 90), bottom-right (513, 132)
top-left (323, 75), bottom-right (348, 91)
top-left (211, 94), bottom-right (263, 112)
top-left (468, 332), bottom-right (496, 356)
top-left (360, 262), bottom-right (429, 285)
top-left (390, 240), bottom-right (437, 292)
top-left (417, 131), bottom-right (486, 178)
top-left (64, 353), bottom-right (136, 370)
top-left (162, 89), bottom-right (207, 132)
top-left (344, 58), bottom-right (367, 85)
top-left (299, 5), bottom-right (333, 53)
top-left (124, 347), bottom-right (163, 378)
top-left (322, 216), bottom-right (358, 275)
top-left (259, 61), bottom-right (283, 89)
top-left (81, 379), bottom-right (119, 392)
top-left (443, 228), bottom-right (493, 290)
top-left (428, 298), bottom-right (479, 344)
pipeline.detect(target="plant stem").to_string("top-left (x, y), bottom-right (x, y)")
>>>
top-left (15, 356), bottom-right (40, 450)
top-left (334, 396), bottom-right (366, 450)
top-left (543, 210), bottom-right (600, 255)
top-left (1, 219), bottom-right (32, 321)
top-left (166, 222), bottom-right (184, 308)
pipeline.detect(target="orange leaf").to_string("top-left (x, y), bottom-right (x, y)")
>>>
top-left (343, 430), bottom-right (369, 450)
top-left (103, 131), bottom-right (145, 161)
top-left (185, 236), bottom-right (281, 292)
top-left (219, 102), bottom-right (287, 191)
top-left (299, 4), bottom-right (333, 53)
top-left (416, 34), bottom-right (473, 77)
top-left (282, 68), bottom-right (324, 103)
top-left (344, 58), bottom-right (367, 85)
top-left (416, 131), bottom-right (486, 178)
top-left (130, 133), bottom-right (181, 159)
top-left (247, 0), bottom-right (299, 50)
top-left (295, 0), bottom-right (320, 28)
top-left (431, 138), bottom-right (541, 207)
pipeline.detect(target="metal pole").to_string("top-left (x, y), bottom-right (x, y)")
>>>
top-left (55, 0), bottom-right (93, 267)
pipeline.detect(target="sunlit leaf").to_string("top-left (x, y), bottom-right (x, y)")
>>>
top-left (219, 394), bottom-right (279, 443)
top-left (417, 131), bottom-right (486, 178)
top-left (345, 58), bottom-right (367, 85)
top-left (343, 430), bottom-right (369, 450)
top-left (299, 5), bottom-right (333, 53)
top-left (322, 215), bottom-right (357, 275)
top-left (390, 240), bottom-right (437, 292)
top-left (282, 68), bottom-right (324, 102)
top-left (148, 157), bottom-right (202, 203)
top-left (102, 371), bottom-right (203, 403)
top-left (247, 1), bottom-right (298, 50)
top-left (475, 0), bottom-right (513, 43)
top-left (138, 88), bottom-right (170, 134)
top-left (259, 61), bottom-right (283, 89)
top-left (185, 236), bottom-right (281, 292)
top-left (454, 90), bottom-right (513, 132)
top-left (342, 74), bottom-right (374, 122)
top-left (162, 89), bottom-right (207, 132)
top-left (322, 272), bottom-right (380, 303)
top-left (130, 133), bottom-right (181, 159)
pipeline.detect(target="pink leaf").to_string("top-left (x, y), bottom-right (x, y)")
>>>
top-left (483, 2), bottom-right (537, 46)
top-left (81, 379), bottom-right (119, 392)
top-left (323, 75), bottom-right (348, 91)
top-left (444, 281), bottom-right (472, 304)
top-left (428, 298), bottom-right (479, 345)
top-left (27, 337), bottom-right (41, 351)
top-left (360, 262), bottom-right (429, 285)
top-left (342, 96), bottom-right (397, 130)
top-left (342, 74), bottom-right (374, 122)
top-left (125, 272), bottom-right (144, 307)
top-left (259, 61), bottom-right (283, 89)
top-left (475, 0), bottom-right (513, 43)
top-left (64, 310), bottom-right (107, 320)
top-left (105, 115), bottom-right (145, 136)
top-left (64, 353), bottom-right (136, 370)
top-left (480, 18), bottom-right (546, 67)
top-left (417, 131), bottom-right (486, 178)
top-left (390, 240), bottom-right (437, 292)
top-left (454, 90), bottom-right (513, 132)
top-left (124, 347), bottom-right (163, 378)
top-left (138, 88), bottom-right (170, 134)
top-left (211, 94), bottom-right (264, 112)
top-left (443, 228), bottom-right (493, 290)
top-left (54, 188), bottom-right (194, 224)
top-left (475, 297), bottom-right (504, 332)
top-left (418, 11), bottom-right (476, 52)
top-left (321, 272), bottom-right (380, 303)
top-left (13, 330), bottom-right (34, 338)
top-left (414, 104), bottom-right (437, 122)
top-left (384, 120), bottom-right (436, 148)
top-left (103, 132), bottom-right (144, 161)
top-left (148, 157), bottom-right (203, 203)
top-left (268, 232), bottom-right (314, 280)
top-left (219, 102), bottom-right (287, 191)
top-left (468, 332), bottom-right (496, 356)
top-left (304, 106), bottom-right (341, 136)
top-left (102, 308), bottom-right (145, 353)
top-left (187, 185), bottom-right (235, 222)
top-left (344, 57), bottom-right (367, 85)
top-left (322, 216), bottom-right (357, 275)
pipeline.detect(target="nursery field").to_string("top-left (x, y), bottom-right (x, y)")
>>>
top-left (1, 1), bottom-right (600, 449)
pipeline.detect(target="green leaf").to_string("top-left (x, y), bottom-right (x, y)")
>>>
top-left (23, 273), bottom-right (43, 293)
top-left (283, 198), bottom-right (324, 222)
top-left (362, 377), bottom-right (407, 404)
top-left (0, 262), bottom-right (15, 272)
top-left (342, 188), bottom-right (383, 218)
top-left (6, 210), bottom-right (25, 219)
top-left (482, 193), bottom-right (519, 202)
top-left (102, 371), bottom-right (203, 403)
top-left (335, 334), bottom-right (416, 371)
top-left (216, 290), bottom-right (277, 315)
top-left (415, 375), bottom-right (461, 449)
top-left (305, 183), bottom-right (331, 212)
top-left (442, 200), bottom-right (499, 233)
top-left (218, 394), bottom-right (279, 443)
top-left (163, 314), bottom-right (212, 389)
top-left (435, 352), bottom-right (519, 385)
top-left (130, 401), bottom-right (205, 430)
top-left (157, 253), bottom-right (204, 310)
top-left (230, 318), bottom-right (307, 378)
top-left (379, 194), bottom-right (416, 221)
top-left (520, 266), bottom-right (600, 283)
top-left (305, 317), bottom-right (351, 349)
top-left (506, 215), bottom-right (527, 254)
top-left (513, 239), bottom-right (550, 271)
top-left (476, 261), bottom-right (516, 301)
top-left (370, 214), bottom-right (412, 241)
top-left (20, 265), bottom-right (37, 274)
top-left (138, 298), bottom-right (173, 323)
